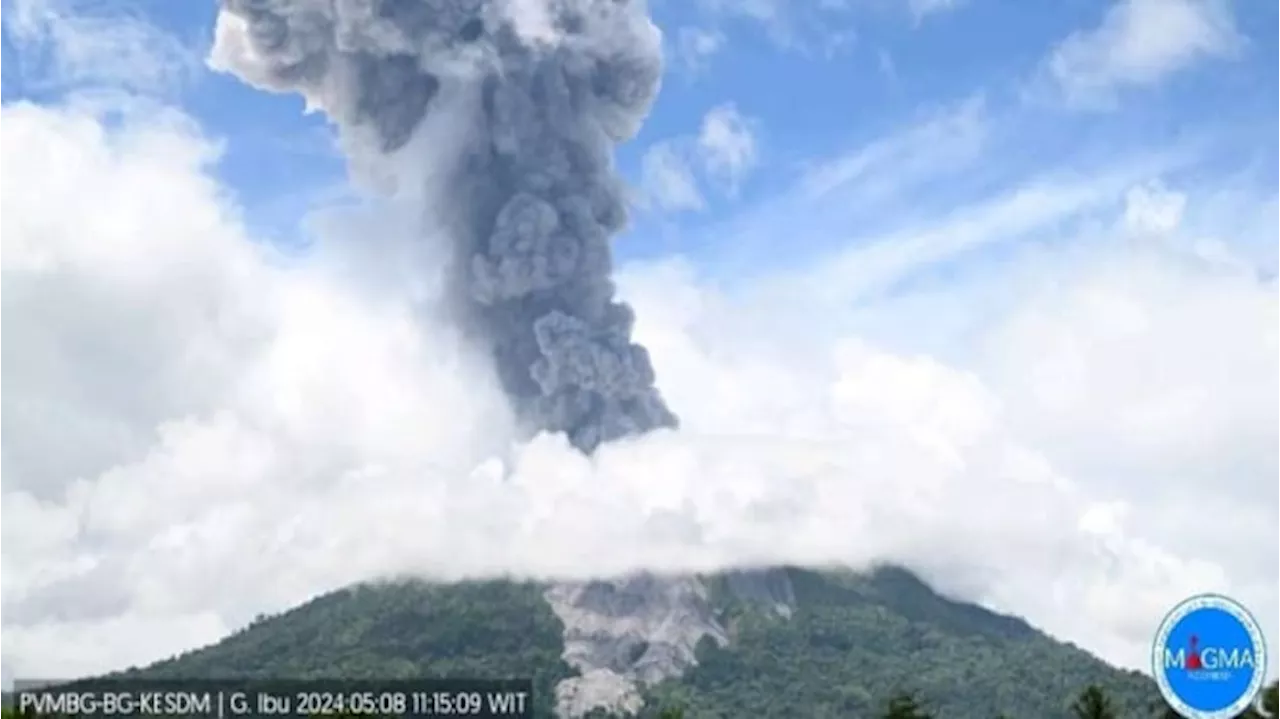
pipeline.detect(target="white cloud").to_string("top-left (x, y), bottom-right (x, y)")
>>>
top-left (800, 95), bottom-right (987, 202)
top-left (628, 233), bottom-right (1274, 675)
top-left (877, 48), bottom-right (899, 86)
top-left (5, 86), bottom-right (1275, 685)
top-left (674, 27), bottom-right (726, 74)
top-left (1122, 181), bottom-right (1187, 237)
top-left (695, 0), bottom-right (787, 25)
top-left (689, 0), bottom-right (959, 50)
top-left (692, 0), bottom-right (856, 53)
top-left (639, 141), bottom-right (706, 212)
top-left (907, 0), bottom-right (965, 23)
top-left (3, 2), bottom-right (1275, 695)
top-left (3, 0), bottom-right (201, 96)
top-left (0, 97), bottom-right (517, 682)
top-left (637, 104), bottom-right (760, 213)
top-left (697, 104), bottom-right (758, 196)
top-left (797, 165), bottom-right (1166, 307)
top-left (1044, 0), bottom-right (1243, 107)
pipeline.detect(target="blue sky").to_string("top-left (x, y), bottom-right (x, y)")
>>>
top-left (4, 0), bottom-right (1275, 273)
top-left (2, 0), bottom-right (1278, 685)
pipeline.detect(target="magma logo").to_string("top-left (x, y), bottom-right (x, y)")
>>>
top-left (1153, 594), bottom-right (1267, 719)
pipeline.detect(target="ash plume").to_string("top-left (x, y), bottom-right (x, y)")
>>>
top-left (211, 0), bottom-right (676, 452)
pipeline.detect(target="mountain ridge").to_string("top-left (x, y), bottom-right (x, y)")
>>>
top-left (116, 565), bottom-right (1161, 718)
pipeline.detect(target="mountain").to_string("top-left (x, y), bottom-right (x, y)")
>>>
top-left (118, 565), bottom-right (1163, 718)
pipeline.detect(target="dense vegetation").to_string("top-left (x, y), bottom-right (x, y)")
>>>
top-left (625, 568), bottom-right (1160, 718)
top-left (851, 680), bottom-right (1279, 719)
top-left (7, 566), bottom-right (1274, 718)
top-left (122, 579), bottom-right (575, 718)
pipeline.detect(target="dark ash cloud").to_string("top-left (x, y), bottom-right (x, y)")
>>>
top-left (211, 0), bottom-right (675, 451)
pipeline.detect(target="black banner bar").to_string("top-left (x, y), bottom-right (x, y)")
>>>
top-left (12, 679), bottom-right (533, 718)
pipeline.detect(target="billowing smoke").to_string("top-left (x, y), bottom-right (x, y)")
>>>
top-left (211, 0), bottom-right (676, 452)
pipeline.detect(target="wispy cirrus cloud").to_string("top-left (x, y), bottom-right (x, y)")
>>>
top-left (685, 0), bottom-right (956, 57)
top-left (697, 104), bottom-right (758, 196)
top-left (2, 0), bottom-right (202, 97)
top-left (640, 141), bottom-right (706, 212)
top-left (672, 26), bottom-right (727, 75)
top-left (906, 0), bottom-right (966, 24)
top-left (799, 94), bottom-right (987, 203)
top-left (1039, 0), bottom-right (1244, 109)
top-left (638, 104), bottom-right (761, 213)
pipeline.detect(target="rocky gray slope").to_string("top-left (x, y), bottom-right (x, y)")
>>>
top-left (545, 570), bottom-right (797, 717)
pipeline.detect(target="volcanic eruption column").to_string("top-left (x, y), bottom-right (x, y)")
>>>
top-left (211, 0), bottom-right (676, 452)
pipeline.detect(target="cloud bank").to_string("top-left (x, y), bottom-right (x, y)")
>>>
top-left (2, 0), bottom-right (1276, 693)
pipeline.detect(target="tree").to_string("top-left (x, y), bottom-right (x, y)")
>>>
top-left (1147, 679), bottom-right (1280, 719)
top-left (1234, 681), bottom-right (1280, 719)
top-left (882, 692), bottom-right (933, 719)
top-left (1259, 681), bottom-right (1279, 718)
top-left (657, 708), bottom-right (685, 719)
top-left (1071, 685), bottom-right (1116, 719)
top-left (1155, 679), bottom-right (1280, 719)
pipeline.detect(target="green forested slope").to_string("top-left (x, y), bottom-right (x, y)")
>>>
top-left (638, 568), bottom-right (1157, 718)
top-left (124, 580), bottom-right (574, 717)
top-left (112, 566), bottom-right (1180, 718)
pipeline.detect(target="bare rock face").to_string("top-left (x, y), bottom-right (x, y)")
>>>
top-left (552, 669), bottom-right (644, 719)
top-left (544, 568), bottom-right (796, 718)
